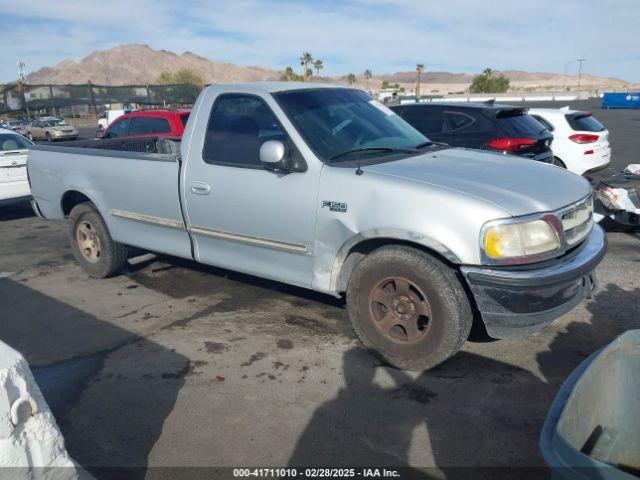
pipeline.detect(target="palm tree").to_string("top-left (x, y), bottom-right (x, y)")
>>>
top-left (347, 73), bottom-right (356, 85)
top-left (313, 60), bottom-right (323, 77)
top-left (416, 63), bottom-right (425, 100)
top-left (300, 52), bottom-right (313, 82)
top-left (364, 69), bottom-right (372, 90)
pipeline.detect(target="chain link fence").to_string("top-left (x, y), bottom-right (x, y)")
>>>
top-left (0, 82), bottom-right (202, 118)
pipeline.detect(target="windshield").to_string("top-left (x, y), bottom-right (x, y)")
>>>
top-left (42, 119), bottom-right (67, 127)
top-left (274, 88), bottom-right (428, 162)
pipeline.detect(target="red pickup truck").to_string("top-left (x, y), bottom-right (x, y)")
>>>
top-left (100, 109), bottom-right (191, 139)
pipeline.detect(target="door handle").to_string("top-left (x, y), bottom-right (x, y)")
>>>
top-left (190, 181), bottom-right (211, 195)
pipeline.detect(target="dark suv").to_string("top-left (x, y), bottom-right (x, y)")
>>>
top-left (391, 102), bottom-right (554, 163)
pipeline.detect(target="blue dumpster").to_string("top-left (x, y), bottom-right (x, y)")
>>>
top-left (541, 330), bottom-right (640, 478)
top-left (602, 93), bottom-right (640, 109)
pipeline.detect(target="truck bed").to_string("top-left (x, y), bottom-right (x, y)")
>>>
top-left (28, 136), bottom-right (193, 260)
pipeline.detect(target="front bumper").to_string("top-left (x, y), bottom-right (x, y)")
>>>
top-left (460, 225), bottom-right (607, 339)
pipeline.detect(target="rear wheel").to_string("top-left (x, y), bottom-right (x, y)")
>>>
top-left (45, 132), bottom-right (53, 142)
top-left (346, 245), bottom-right (473, 371)
top-left (553, 156), bottom-right (567, 169)
top-left (68, 203), bottom-right (127, 278)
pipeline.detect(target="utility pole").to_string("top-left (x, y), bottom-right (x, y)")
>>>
top-left (562, 61), bottom-right (572, 91)
top-left (415, 63), bottom-right (424, 102)
top-left (576, 58), bottom-right (586, 96)
top-left (17, 60), bottom-right (30, 121)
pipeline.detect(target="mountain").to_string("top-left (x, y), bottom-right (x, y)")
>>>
top-left (27, 44), bottom-right (630, 92)
top-left (27, 44), bottom-right (281, 85)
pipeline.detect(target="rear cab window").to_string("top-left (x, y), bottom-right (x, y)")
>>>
top-left (565, 113), bottom-right (605, 132)
top-left (180, 113), bottom-right (190, 128)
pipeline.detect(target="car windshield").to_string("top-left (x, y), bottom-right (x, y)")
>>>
top-left (274, 88), bottom-right (428, 162)
top-left (42, 119), bottom-right (67, 127)
top-left (0, 133), bottom-right (31, 150)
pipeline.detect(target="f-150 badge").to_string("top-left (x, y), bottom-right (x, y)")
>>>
top-left (322, 201), bottom-right (347, 213)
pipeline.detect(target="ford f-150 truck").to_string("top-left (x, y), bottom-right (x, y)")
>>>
top-left (28, 83), bottom-right (607, 371)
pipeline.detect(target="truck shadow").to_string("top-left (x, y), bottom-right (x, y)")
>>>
top-left (288, 283), bottom-right (640, 475)
top-left (0, 200), bottom-right (34, 221)
top-left (0, 278), bottom-right (189, 480)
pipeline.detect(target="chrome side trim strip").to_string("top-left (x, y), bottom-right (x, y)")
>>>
top-left (110, 209), bottom-right (184, 229)
top-left (189, 226), bottom-right (309, 254)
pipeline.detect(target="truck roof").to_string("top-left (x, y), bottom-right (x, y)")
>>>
top-left (204, 82), bottom-right (343, 94)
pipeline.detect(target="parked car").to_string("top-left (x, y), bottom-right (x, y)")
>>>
top-left (28, 83), bottom-right (605, 371)
top-left (99, 109), bottom-right (191, 140)
top-left (27, 117), bottom-right (78, 142)
top-left (97, 108), bottom-right (135, 134)
top-left (528, 108), bottom-right (610, 175)
top-left (0, 128), bottom-right (33, 206)
top-left (7, 120), bottom-right (28, 136)
top-left (390, 102), bottom-right (554, 163)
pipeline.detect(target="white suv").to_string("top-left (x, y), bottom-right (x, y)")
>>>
top-left (528, 107), bottom-right (610, 176)
top-left (0, 128), bottom-right (32, 206)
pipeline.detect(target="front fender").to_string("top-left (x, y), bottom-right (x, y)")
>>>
top-left (326, 228), bottom-right (462, 293)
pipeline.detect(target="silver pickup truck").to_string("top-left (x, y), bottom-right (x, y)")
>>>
top-left (28, 82), bottom-right (606, 371)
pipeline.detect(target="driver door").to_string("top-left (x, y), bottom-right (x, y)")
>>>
top-left (183, 92), bottom-right (321, 288)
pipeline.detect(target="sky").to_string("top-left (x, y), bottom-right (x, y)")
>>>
top-left (0, 0), bottom-right (638, 83)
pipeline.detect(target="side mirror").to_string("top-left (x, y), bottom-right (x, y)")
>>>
top-left (259, 140), bottom-right (290, 172)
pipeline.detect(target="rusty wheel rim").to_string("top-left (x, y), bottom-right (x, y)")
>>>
top-left (368, 277), bottom-right (432, 343)
top-left (76, 220), bottom-right (101, 264)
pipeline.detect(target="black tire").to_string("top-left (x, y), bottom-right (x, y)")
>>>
top-left (346, 245), bottom-right (472, 371)
top-left (553, 157), bottom-right (567, 169)
top-left (68, 202), bottom-right (128, 278)
top-left (45, 132), bottom-right (53, 142)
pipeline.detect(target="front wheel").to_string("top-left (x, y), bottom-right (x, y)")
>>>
top-left (346, 245), bottom-right (473, 371)
top-left (68, 202), bottom-right (128, 278)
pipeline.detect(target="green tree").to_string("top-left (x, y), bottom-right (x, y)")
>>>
top-left (280, 66), bottom-right (304, 82)
top-left (364, 69), bottom-right (372, 90)
top-left (300, 52), bottom-right (313, 82)
top-left (347, 73), bottom-right (356, 85)
top-left (381, 80), bottom-right (390, 89)
top-left (156, 68), bottom-right (204, 88)
top-left (313, 60), bottom-right (323, 77)
top-left (469, 68), bottom-right (510, 93)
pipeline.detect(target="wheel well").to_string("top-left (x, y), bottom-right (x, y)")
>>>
top-left (61, 191), bottom-right (92, 216)
top-left (335, 238), bottom-right (456, 293)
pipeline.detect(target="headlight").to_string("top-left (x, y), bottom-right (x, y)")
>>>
top-left (483, 219), bottom-right (560, 260)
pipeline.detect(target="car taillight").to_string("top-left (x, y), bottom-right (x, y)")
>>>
top-left (584, 150), bottom-right (594, 155)
top-left (486, 138), bottom-right (536, 152)
top-left (569, 134), bottom-right (599, 144)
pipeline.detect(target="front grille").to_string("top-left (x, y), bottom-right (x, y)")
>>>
top-left (562, 196), bottom-right (593, 246)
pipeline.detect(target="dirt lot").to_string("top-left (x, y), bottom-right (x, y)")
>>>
top-left (2, 100), bottom-right (639, 478)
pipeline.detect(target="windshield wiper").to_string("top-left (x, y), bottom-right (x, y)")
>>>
top-left (327, 146), bottom-right (418, 162)
top-left (415, 140), bottom-right (449, 149)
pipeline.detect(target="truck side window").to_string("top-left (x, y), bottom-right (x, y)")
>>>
top-left (203, 94), bottom-right (286, 168)
top-left (107, 118), bottom-right (131, 138)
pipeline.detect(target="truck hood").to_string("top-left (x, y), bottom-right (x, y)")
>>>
top-left (363, 148), bottom-right (592, 217)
